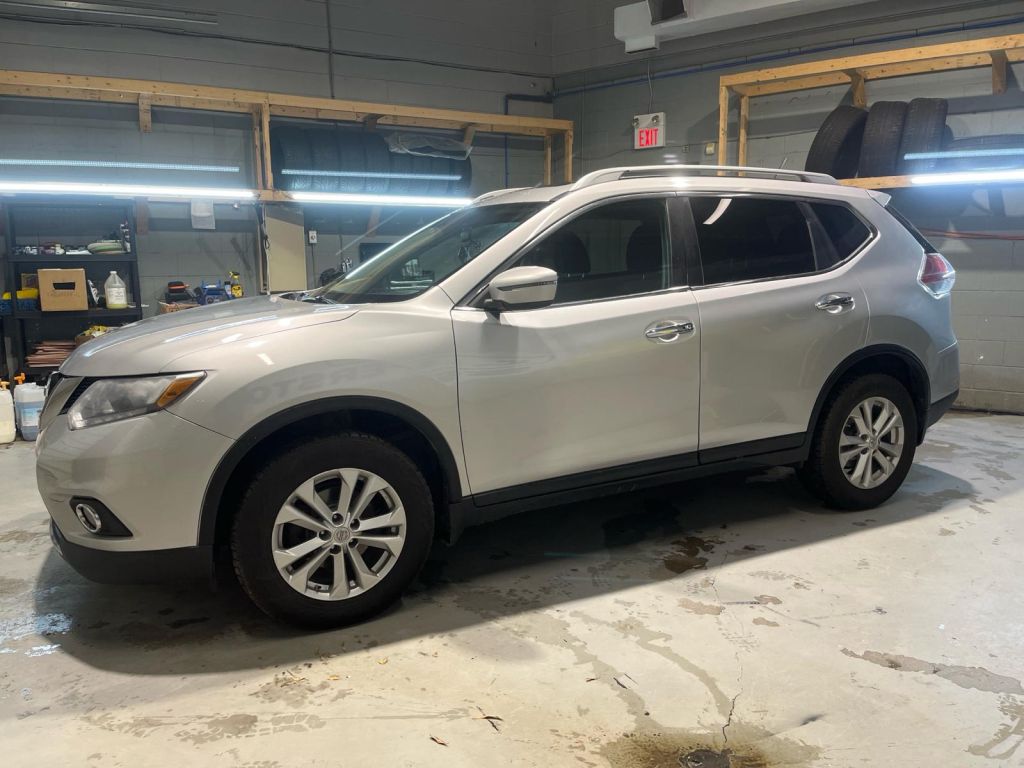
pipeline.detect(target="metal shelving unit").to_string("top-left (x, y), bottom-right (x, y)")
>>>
top-left (1, 198), bottom-right (144, 381)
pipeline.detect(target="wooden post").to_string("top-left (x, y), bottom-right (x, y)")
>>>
top-left (138, 94), bottom-right (152, 133)
top-left (563, 130), bottom-right (574, 183)
top-left (251, 106), bottom-right (265, 191)
top-left (462, 125), bottom-right (477, 145)
top-left (847, 70), bottom-right (867, 108)
top-left (260, 102), bottom-right (274, 190)
top-left (738, 96), bottom-right (750, 167)
top-left (543, 134), bottom-right (553, 185)
top-left (717, 85), bottom-right (730, 165)
top-left (991, 50), bottom-right (1008, 95)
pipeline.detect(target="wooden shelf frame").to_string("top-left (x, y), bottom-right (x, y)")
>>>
top-left (716, 33), bottom-right (1024, 189)
top-left (0, 69), bottom-right (576, 196)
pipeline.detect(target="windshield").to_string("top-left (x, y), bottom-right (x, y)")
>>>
top-left (311, 203), bottom-right (544, 304)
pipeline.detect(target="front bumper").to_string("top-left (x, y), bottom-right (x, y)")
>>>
top-left (50, 520), bottom-right (212, 584)
top-left (36, 408), bottom-right (234, 559)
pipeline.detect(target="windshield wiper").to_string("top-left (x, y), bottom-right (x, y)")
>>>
top-left (299, 293), bottom-right (336, 304)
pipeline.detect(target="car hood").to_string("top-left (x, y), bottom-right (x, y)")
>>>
top-left (61, 295), bottom-right (360, 377)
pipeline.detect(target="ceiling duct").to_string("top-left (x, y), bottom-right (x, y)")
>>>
top-left (616, 0), bottom-right (875, 54)
top-left (647, 0), bottom-right (686, 24)
top-left (0, 1), bottom-right (217, 29)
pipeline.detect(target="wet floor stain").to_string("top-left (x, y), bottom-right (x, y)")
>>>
top-left (663, 536), bottom-right (721, 574)
top-left (677, 597), bottom-right (724, 616)
top-left (0, 529), bottom-right (47, 544)
top-left (601, 723), bottom-right (819, 768)
top-left (752, 618), bottom-right (779, 628)
top-left (968, 697), bottom-right (1024, 761)
top-left (842, 649), bottom-right (1024, 694)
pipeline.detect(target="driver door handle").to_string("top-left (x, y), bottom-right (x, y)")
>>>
top-left (645, 320), bottom-right (695, 342)
top-left (815, 293), bottom-right (855, 314)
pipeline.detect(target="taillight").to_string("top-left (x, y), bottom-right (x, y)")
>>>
top-left (918, 251), bottom-right (956, 298)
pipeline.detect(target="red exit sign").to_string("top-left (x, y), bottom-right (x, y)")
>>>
top-left (634, 112), bottom-right (666, 150)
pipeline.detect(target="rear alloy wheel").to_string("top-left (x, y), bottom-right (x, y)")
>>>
top-left (799, 374), bottom-right (917, 510)
top-left (232, 433), bottom-right (433, 627)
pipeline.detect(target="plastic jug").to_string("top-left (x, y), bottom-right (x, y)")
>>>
top-left (14, 382), bottom-right (45, 441)
top-left (0, 382), bottom-right (14, 444)
top-left (105, 270), bottom-right (128, 310)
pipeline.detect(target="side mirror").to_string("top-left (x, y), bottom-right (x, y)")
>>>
top-left (485, 266), bottom-right (558, 312)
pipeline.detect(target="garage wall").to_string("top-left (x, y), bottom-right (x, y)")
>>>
top-left (553, 13), bottom-right (1024, 413)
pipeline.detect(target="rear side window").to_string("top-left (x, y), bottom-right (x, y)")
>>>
top-left (690, 196), bottom-right (815, 284)
top-left (810, 203), bottom-right (872, 264)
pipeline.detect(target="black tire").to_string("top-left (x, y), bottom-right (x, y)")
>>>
top-left (389, 151), bottom-right (414, 195)
top-left (449, 157), bottom-right (472, 195)
top-left (427, 156), bottom-right (451, 196)
top-left (362, 133), bottom-right (391, 194)
top-left (944, 134), bottom-right (1024, 170)
top-left (897, 98), bottom-right (948, 173)
top-left (805, 105), bottom-right (867, 178)
top-left (272, 127), bottom-right (313, 191)
top-left (798, 374), bottom-right (918, 511)
top-left (309, 129), bottom-right (340, 193)
top-left (410, 154), bottom-right (434, 195)
top-left (857, 101), bottom-right (908, 177)
top-left (337, 131), bottom-right (367, 194)
top-left (231, 432), bottom-right (435, 628)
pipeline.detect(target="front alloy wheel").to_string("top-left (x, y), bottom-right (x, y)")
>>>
top-left (273, 469), bottom-right (406, 601)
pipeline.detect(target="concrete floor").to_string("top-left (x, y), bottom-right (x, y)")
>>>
top-left (1, 412), bottom-right (1022, 767)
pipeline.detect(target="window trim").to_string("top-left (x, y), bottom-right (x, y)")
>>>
top-left (684, 193), bottom-right (877, 290)
top-left (457, 193), bottom-right (684, 310)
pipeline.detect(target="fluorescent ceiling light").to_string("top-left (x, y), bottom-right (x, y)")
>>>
top-left (905, 148), bottom-right (1024, 161)
top-left (0, 158), bottom-right (240, 173)
top-left (0, 180), bottom-right (254, 199)
top-left (290, 191), bottom-right (471, 207)
top-left (282, 168), bottom-right (461, 181)
top-left (910, 169), bottom-right (1024, 186)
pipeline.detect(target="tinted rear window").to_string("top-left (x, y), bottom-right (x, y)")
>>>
top-left (811, 203), bottom-right (872, 264)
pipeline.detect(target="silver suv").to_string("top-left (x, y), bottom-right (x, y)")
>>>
top-left (37, 166), bottom-right (959, 627)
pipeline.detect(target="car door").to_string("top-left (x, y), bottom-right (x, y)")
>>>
top-left (687, 194), bottom-right (872, 454)
top-left (451, 196), bottom-right (701, 496)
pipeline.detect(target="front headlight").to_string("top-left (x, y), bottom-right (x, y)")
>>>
top-left (67, 372), bottom-right (205, 430)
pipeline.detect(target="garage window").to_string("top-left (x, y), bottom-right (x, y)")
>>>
top-left (690, 197), bottom-right (816, 285)
top-left (510, 198), bottom-right (670, 305)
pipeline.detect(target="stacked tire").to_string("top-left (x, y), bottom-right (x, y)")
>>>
top-left (270, 125), bottom-right (472, 196)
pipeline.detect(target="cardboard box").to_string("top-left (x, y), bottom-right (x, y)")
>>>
top-left (38, 268), bottom-right (88, 311)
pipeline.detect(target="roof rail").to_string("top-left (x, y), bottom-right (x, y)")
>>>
top-left (570, 165), bottom-right (838, 190)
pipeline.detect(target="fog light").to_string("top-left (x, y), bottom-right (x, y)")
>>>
top-left (74, 502), bottom-right (103, 533)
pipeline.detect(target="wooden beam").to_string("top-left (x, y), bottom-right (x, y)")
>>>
top-left (137, 93), bottom-right (152, 133)
top-left (362, 114), bottom-right (380, 131)
top-left (366, 207), bottom-right (382, 236)
top-left (462, 124), bottom-right (477, 145)
top-left (563, 129), bottom-right (574, 183)
top-left (543, 134), bottom-right (553, 186)
top-left (847, 70), bottom-right (866, 108)
top-left (260, 102), bottom-right (273, 191)
top-left (717, 86), bottom-right (730, 165)
top-left (737, 95), bottom-right (750, 166)
top-left (992, 50), bottom-right (1009, 95)
top-left (732, 72), bottom-right (851, 97)
top-left (721, 33), bottom-right (1024, 87)
top-left (250, 106), bottom-right (265, 190)
top-left (0, 68), bottom-right (573, 138)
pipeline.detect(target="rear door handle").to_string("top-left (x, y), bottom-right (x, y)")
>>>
top-left (644, 320), bottom-right (695, 342)
top-left (815, 293), bottom-right (855, 314)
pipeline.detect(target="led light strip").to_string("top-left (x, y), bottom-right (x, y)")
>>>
top-left (290, 191), bottom-right (471, 207)
top-left (904, 148), bottom-right (1024, 161)
top-left (0, 180), bottom-right (254, 198)
top-left (910, 169), bottom-right (1024, 186)
top-left (0, 158), bottom-right (240, 173)
top-left (281, 168), bottom-right (462, 181)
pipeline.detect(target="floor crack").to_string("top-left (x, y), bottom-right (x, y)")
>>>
top-left (722, 691), bottom-right (740, 746)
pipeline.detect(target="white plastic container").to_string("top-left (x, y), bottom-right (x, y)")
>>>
top-left (105, 270), bottom-right (128, 310)
top-left (14, 382), bottom-right (45, 441)
top-left (0, 384), bottom-right (15, 444)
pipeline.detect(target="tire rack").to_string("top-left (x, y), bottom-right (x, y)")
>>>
top-left (716, 33), bottom-right (1024, 190)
